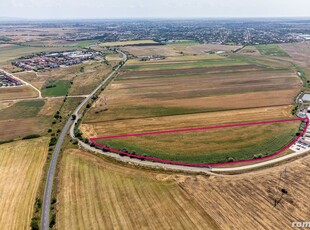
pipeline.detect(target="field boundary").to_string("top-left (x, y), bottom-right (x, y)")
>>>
top-left (90, 118), bottom-right (309, 167)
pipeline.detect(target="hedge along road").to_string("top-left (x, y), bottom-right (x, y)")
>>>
top-left (40, 49), bottom-right (127, 230)
top-left (90, 117), bottom-right (309, 168)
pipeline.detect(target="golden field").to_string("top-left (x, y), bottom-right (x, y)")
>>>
top-left (57, 148), bottom-right (310, 230)
top-left (57, 149), bottom-right (218, 229)
top-left (0, 138), bottom-right (49, 229)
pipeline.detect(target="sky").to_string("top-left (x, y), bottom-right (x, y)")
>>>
top-left (1, 0), bottom-right (310, 19)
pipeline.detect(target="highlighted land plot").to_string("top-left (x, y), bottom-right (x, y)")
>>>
top-left (90, 118), bottom-right (309, 167)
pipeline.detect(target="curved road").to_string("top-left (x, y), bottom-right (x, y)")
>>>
top-left (40, 50), bottom-right (126, 230)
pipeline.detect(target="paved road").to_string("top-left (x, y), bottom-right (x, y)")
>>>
top-left (40, 50), bottom-right (126, 230)
top-left (0, 68), bottom-right (42, 98)
top-left (76, 132), bottom-right (310, 174)
top-left (41, 113), bottom-right (72, 230)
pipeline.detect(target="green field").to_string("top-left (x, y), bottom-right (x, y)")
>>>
top-left (166, 40), bottom-right (200, 45)
top-left (0, 36), bottom-right (12, 42)
top-left (76, 41), bottom-right (96, 48)
top-left (100, 40), bottom-right (159, 47)
top-left (96, 122), bottom-right (299, 164)
top-left (255, 44), bottom-right (289, 57)
top-left (123, 58), bottom-right (247, 71)
top-left (0, 100), bottom-right (45, 120)
top-left (42, 80), bottom-right (71, 97)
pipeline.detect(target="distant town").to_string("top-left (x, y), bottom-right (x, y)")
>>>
top-left (1, 19), bottom-right (310, 47)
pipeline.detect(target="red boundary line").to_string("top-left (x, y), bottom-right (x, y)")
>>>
top-left (90, 117), bottom-right (309, 167)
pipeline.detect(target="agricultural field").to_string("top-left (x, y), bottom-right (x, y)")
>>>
top-left (181, 152), bottom-right (310, 229)
top-left (95, 121), bottom-right (300, 164)
top-left (0, 44), bottom-right (74, 65)
top-left (100, 40), bottom-right (159, 47)
top-left (0, 36), bottom-right (12, 42)
top-left (166, 40), bottom-right (200, 45)
top-left (105, 53), bottom-right (124, 67)
top-left (280, 42), bottom-right (310, 83)
top-left (280, 42), bottom-right (310, 67)
top-left (0, 137), bottom-right (49, 229)
top-left (171, 43), bottom-right (242, 55)
top-left (0, 100), bottom-right (45, 120)
top-left (121, 43), bottom-right (242, 57)
top-left (82, 50), bottom-right (302, 164)
top-left (75, 41), bottom-right (97, 48)
top-left (237, 46), bottom-right (261, 55)
top-left (57, 149), bottom-right (219, 229)
top-left (0, 98), bottom-right (62, 141)
top-left (41, 80), bottom-right (71, 97)
top-left (0, 86), bottom-right (38, 100)
top-left (255, 44), bottom-right (289, 57)
top-left (121, 45), bottom-right (182, 57)
top-left (57, 148), bottom-right (310, 230)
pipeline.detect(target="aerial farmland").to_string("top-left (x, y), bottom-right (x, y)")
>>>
top-left (1, 17), bottom-right (310, 230)
top-left (81, 45), bottom-right (302, 164)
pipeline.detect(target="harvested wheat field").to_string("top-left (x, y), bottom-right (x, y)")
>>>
top-left (58, 149), bottom-right (310, 230)
top-left (121, 45), bottom-right (183, 57)
top-left (81, 105), bottom-right (294, 137)
top-left (84, 55), bottom-right (299, 125)
top-left (57, 149), bottom-right (219, 230)
top-left (0, 137), bottom-right (49, 229)
top-left (180, 154), bottom-right (310, 229)
top-left (82, 51), bottom-right (301, 164)
top-left (280, 42), bottom-right (310, 68)
top-left (121, 43), bottom-right (242, 57)
top-left (0, 86), bottom-right (38, 100)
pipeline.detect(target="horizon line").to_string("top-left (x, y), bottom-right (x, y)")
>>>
top-left (1, 16), bottom-right (310, 21)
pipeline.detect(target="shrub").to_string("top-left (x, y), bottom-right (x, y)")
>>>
top-left (49, 137), bottom-right (57, 146)
top-left (228, 157), bottom-right (234, 162)
top-left (72, 140), bottom-right (78, 145)
top-left (49, 213), bottom-right (56, 228)
top-left (51, 197), bottom-right (57, 204)
top-left (281, 188), bottom-right (288, 194)
top-left (30, 217), bottom-right (39, 230)
top-left (35, 198), bottom-right (42, 209)
top-left (22, 134), bottom-right (41, 140)
top-left (0, 139), bottom-right (14, 145)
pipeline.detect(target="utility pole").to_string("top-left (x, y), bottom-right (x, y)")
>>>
top-left (104, 96), bottom-right (108, 111)
top-left (274, 168), bottom-right (289, 207)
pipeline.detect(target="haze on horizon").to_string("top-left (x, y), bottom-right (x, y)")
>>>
top-left (1, 0), bottom-right (310, 20)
